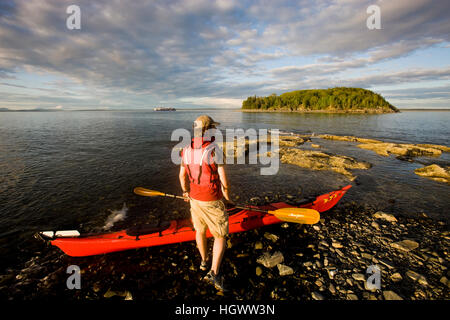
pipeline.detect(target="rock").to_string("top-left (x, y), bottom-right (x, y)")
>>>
top-left (335, 249), bottom-right (344, 257)
top-left (275, 147), bottom-right (371, 181)
top-left (318, 134), bottom-right (382, 144)
top-left (104, 288), bottom-right (132, 299)
top-left (373, 211), bottom-right (397, 222)
top-left (256, 266), bottom-right (263, 276)
top-left (383, 291), bottom-right (403, 300)
top-left (371, 221), bottom-right (380, 230)
top-left (361, 253), bottom-right (373, 260)
top-left (264, 232), bottom-right (279, 242)
top-left (257, 251), bottom-right (284, 268)
top-left (390, 273), bottom-right (403, 282)
top-left (440, 276), bottom-right (449, 287)
top-left (378, 260), bottom-right (394, 269)
top-left (347, 293), bottom-right (358, 300)
top-left (281, 223), bottom-right (289, 228)
top-left (414, 164), bottom-right (450, 184)
top-left (331, 242), bottom-right (343, 249)
top-left (277, 264), bottom-right (294, 276)
top-left (254, 241), bottom-right (263, 250)
top-left (313, 225), bottom-right (320, 231)
top-left (406, 270), bottom-right (428, 286)
top-left (328, 283), bottom-right (336, 294)
top-left (311, 144), bottom-right (321, 148)
top-left (352, 273), bottom-right (365, 281)
top-left (391, 240), bottom-right (419, 252)
top-left (124, 291), bottom-right (133, 300)
top-left (326, 268), bottom-right (337, 279)
top-left (93, 281), bottom-right (102, 293)
top-left (357, 142), bottom-right (443, 158)
top-left (311, 291), bottom-right (324, 300)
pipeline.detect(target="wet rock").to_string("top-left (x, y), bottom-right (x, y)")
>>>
top-left (357, 142), bottom-right (443, 158)
top-left (257, 251), bottom-right (284, 268)
top-left (414, 164), bottom-right (450, 184)
top-left (373, 211), bottom-right (397, 223)
top-left (383, 291), bottom-right (403, 300)
top-left (318, 134), bottom-right (382, 144)
top-left (277, 264), bottom-right (294, 276)
top-left (391, 240), bottom-right (419, 252)
top-left (311, 144), bottom-right (321, 148)
top-left (276, 148), bottom-right (371, 181)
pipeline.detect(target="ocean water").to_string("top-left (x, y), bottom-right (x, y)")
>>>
top-left (0, 109), bottom-right (449, 271)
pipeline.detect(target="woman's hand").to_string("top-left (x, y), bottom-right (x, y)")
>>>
top-left (183, 191), bottom-right (190, 202)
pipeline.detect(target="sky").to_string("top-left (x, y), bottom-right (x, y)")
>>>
top-left (0, 0), bottom-right (449, 110)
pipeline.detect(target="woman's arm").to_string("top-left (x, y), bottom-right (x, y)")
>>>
top-left (217, 165), bottom-right (230, 201)
top-left (179, 163), bottom-right (189, 201)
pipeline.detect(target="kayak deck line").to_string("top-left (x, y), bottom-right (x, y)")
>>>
top-left (36, 185), bottom-right (352, 257)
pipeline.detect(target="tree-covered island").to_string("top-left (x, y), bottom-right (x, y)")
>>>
top-left (242, 87), bottom-right (399, 113)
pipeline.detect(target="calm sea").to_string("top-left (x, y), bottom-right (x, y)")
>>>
top-left (0, 109), bottom-right (449, 271)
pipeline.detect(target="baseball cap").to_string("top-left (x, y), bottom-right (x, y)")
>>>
top-left (193, 115), bottom-right (220, 129)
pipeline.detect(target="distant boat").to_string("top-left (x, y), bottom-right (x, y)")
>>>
top-left (154, 107), bottom-right (176, 111)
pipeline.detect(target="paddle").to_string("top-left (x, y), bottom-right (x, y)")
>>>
top-left (133, 187), bottom-right (320, 225)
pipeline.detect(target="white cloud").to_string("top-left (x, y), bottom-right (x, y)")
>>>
top-left (0, 0), bottom-right (449, 109)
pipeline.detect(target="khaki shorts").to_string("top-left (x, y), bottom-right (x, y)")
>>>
top-left (190, 198), bottom-right (229, 238)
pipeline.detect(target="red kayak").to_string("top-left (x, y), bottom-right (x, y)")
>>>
top-left (37, 185), bottom-right (351, 257)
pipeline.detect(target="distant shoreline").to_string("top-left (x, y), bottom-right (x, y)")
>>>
top-left (1, 108), bottom-right (449, 112)
top-left (239, 108), bottom-right (397, 114)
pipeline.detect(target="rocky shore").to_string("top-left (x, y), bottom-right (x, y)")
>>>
top-left (1, 133), bottom-right (448, 301)
top-left (0, 195), bottom-right (448, 301)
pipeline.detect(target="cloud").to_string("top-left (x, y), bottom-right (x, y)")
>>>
top-left (0, 0), bottom-right (448, 109)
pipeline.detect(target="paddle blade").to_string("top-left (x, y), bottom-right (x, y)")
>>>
top-left (134, 187), bottom-right (165, 197)
top-left (269, 208), bottom-right (320, 224)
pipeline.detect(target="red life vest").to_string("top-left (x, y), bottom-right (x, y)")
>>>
top-left (182, 137), bottom-right (222, 201)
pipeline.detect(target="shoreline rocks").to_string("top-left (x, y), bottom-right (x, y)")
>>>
top-left (414, 164), bottom-right (450, 184)
top-left (277, 148), bottom-right (371, 181)
top-left (1, 199), bottom-right (448, 301)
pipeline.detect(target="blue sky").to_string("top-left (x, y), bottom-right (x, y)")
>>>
top-left (0, 0), bottom-right (449, 110)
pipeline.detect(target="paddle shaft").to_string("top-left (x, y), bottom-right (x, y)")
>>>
top-left (152, 192), bottom-right (274, 214)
